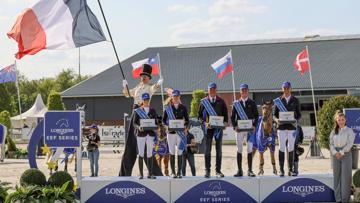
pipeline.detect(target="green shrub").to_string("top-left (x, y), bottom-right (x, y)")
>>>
top-left (190, 89), bottom-right (206, 117)
top-left (48, 171), bottom-right (74, 192)
top-left (20, 169), bottom-right (47, 187)
top-left (318, 95), bottom-right (360, 149)
top-left (0, 181), bottom-right (11, 203)
top-left (47, 91), bottom-right (65, 110)
top-left (354, 169), bottom-right (360, 187)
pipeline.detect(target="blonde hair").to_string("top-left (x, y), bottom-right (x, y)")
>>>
top-left (333, 110), bottom-right (346, 134)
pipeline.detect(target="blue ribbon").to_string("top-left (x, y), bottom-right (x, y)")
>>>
top-left (165, 105), bottom-right (187, 151)
top-left (233, 100), bottom-right (248, 120)
top-left (201, 98), bottom-right (222, 140)
top-left (273, 98), bottom-right (287, 112)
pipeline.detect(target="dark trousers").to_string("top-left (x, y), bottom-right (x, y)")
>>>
top-left (204, 129), bottom-right (223, 172)
top-left (182, 152), bottom-right (196, 176)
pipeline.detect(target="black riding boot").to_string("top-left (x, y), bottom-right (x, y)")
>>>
top-left (279, 151), bottom-right (285, 177)
top-left (247, 153), bottom-right (256, 177)
top-left (234, 153), bottom-right (243, 177)
top-left (170, 155), bottom-right (177, 178)
top-left (177, 155), bottom-right (183, 178)
top-left (138, 156), bottom-right (144, 179)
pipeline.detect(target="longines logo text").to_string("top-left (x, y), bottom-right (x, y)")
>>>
top-left (282, 185), bottom-right (325, 197)
top-left (105, 187), bottom-right (146, 199)
top-left (50, 119), bottom-right (74, 135)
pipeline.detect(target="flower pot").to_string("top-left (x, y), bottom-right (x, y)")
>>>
top-left (352, 148), bottom-right (359, 169)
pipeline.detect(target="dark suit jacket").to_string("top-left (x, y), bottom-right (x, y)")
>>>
top-left (274, 95), bottom-right (301, 130)
top-left (197, 95), bottom-right (228, 124)
top-left (231, 98), bottom-right (259, 128)
top-left (162, 103), bottom-right (189, 133)
top-left (133, 107), bottom-right (158, 137)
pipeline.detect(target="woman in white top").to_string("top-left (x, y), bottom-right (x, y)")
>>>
top-left (329, 111), bottom-right (355, 203)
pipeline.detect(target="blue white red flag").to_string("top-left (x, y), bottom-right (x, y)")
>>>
top-left (211, 50), bottom-right (233, 78)
top-left (131, 56), bottom-right (159, 78)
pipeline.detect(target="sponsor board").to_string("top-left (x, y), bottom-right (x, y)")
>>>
top-left (344, 108), bottom-right (360, 144)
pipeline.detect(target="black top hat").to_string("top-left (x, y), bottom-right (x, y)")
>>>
top-left (140, 64), bottom-right (152, 79)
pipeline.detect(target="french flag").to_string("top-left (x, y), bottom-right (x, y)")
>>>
top-left (131, 56), bottom-right (159, 78)
top-left (7, 0), bottom-right (106, 59)
top-left (211, 50), bottom-right (233, 79)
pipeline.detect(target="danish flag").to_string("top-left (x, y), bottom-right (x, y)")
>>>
top-left (293, 48), bottom-right (310, 75)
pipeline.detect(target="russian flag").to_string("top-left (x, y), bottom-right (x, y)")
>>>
top-left (131, 56), bottom-right (159, 78)
top-left (211, 51), bottom-right (233, 79)
top-left (7, 0), bottom-right (106, 59)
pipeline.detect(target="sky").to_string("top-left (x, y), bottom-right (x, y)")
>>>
top-left (0, 0), bottom-right (360, 79)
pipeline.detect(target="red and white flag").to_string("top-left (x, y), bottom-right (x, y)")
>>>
top-left (293, 48), bottom-right (310, 75)
top-left (131, 56), bottom-right (159, 78)
top-left (7, 0), bottom-right (106, 59)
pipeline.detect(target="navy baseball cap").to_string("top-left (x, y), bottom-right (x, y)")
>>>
top-left (208, 82), bottom-right (217, 89)
top-left (240, 83), bottom-right (249, 89)
top-left (142, 93), bottom-right (150, 100)
top-left (282, 81), bottom-right (291, 88)
top-left (172, 89), bottom-right (180, 96)
top-left (90, 124), bottom-right (98, 129)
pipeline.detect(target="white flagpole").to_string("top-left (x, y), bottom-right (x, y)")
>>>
top-left (157, 53), bottom-right (165, 112)
top-left (14, 60), bottom-right (22, 116)
top-left (306, 45), bottom-right (318, 127)
top-left (230, 49), bottom-right (236, 101)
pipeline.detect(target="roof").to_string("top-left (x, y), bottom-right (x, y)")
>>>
top-left (62, 34), bottom-right (360, 97)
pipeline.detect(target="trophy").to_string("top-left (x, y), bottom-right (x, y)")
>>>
top-left (140, 119), bottom-right (158, 130)
top-left (237, 120), bottom-right (253, 132)
top-left (168, 119), bottom-right (185, 131)
top-left (209, 116), bottom-right (225, 129)
top-left (278, 111), bottom-right (296, 124)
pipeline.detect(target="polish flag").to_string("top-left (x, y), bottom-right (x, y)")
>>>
top-left (7, 0), bottom-right (106, 59)
top-left (131, 57), bottom-right (159, 78)
top-left (211, 50), bottom-right (233, 79)
top-left (294, 48), bottom-right (310, 75)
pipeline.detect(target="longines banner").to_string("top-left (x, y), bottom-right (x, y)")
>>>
top-left (171, 177), bottom-right (258, 203)
top-left (81, 177), bottom-right (170, 203)
top-left (259, 174), bottom-right (335, 202)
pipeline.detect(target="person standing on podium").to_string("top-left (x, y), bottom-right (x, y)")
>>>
top-left (198, 82), bottom-right (228, 178)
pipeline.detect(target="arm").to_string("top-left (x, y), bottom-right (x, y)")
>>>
top-left (342, 129), bottom-right (356, 153)
top-left (198, 102), bottom-right (206, 123)
top-left (133, 112), bottom-right (141, 130)
top-left (96, 136), bottom-right (101, 147)
top-left (184, 106), bottom-right (190, 128)
top-left (329, 130), bottom-right (337, 156)
top-left (253, 102), bottom-right (259, 128)
top-left (123, 85), bottom-right (136, 98)
top-left (230, 106), bottom-right (237, 129)
top-left (295, 98), bottom-right (302, 120)
top-left (150, 83), bottom-right (160, 95)
top-left (162, 110), bottom-right (168, 126)
top-left (188, 138), bottom-right (197, 147)
top-left (223, 100), bottom-right (229, 124)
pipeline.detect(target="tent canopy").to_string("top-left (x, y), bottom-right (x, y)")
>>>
top-left (11, 94), bottom-right (47, 128)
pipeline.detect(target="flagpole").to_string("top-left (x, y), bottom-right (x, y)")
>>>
top-left (97, 0), bottom-right (130, 96)
top-left (157, 53), bottom-right (165, 112)
top-left (14, 60), bottom-right (22, 117)
top-left (230, 49), bottom-right (236, 101)
top-left (306, 45), bottom-right (318, 127)
top-left (78, 47), bottom-right (81, 77)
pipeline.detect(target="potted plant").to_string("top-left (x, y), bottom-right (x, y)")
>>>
top-left (20, 169), bottom-right (47, 187)
top-left (40, 181), bottom-right (77, 203)
top-left (5, 184), bottom-right (43, 203)
top-left (353, 169), bottom-right (360, 202)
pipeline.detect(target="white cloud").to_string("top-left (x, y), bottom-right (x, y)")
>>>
top-left (209, 0), bottom-right (268, 15)
top-left (167, 4), bottom-right (199, 13)
top-left (169, 16), bottom-right (246, 43)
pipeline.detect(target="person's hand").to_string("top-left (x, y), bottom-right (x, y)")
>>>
top-left (122, 80), bottom-right (128, 88)
top-left (139, 127), bottom-right (144, 132)
top-left (156, 78), bottom-right (164, 88)
top-left (206, 123), bottom-right (212, 129)
top-left (335, 152), bottom-right (342, 159)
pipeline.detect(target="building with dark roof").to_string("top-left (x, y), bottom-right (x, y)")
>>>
top-left (62, 34), bottom-right (360, 126)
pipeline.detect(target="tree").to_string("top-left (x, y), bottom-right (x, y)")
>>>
top-left (318, 95), bottom-right (360, 149)
top-left (0, 110), bottom-right (17, 152)
top-left (0, 85), bottom-right (15, 115)
top-left (47, 91), bottom-right (65, 111)
top-left (190, 89), bottom-right (206, 117)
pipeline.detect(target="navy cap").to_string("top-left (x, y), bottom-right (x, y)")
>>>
top-left (142, 93), bottom-right (150, 100)
top-left (282, 81), bottom-right (291, 88)
top-left (240, 83), bottom-right (249, 89)
top-left (208, 82), bottom-right (217, 89)
top-left (89, 124), bottom-right (98, 129)
top-left (172, 89), bottom-right (180, 96)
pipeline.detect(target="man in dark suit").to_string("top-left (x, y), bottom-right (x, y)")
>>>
top-left (198, 82), bottom-right (228, 178)
top-left (274, 81), bottom-right (301, 177)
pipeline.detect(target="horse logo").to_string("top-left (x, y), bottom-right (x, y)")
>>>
top-left (56, 119), bottom-right (70, 128)
top-left (209, 181), bottom-right (222, 191)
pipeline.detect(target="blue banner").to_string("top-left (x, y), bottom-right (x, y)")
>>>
top-left (344, 108), bottom-right (360, 144)
top-left (175, 180), bottom-right (256, 203)
top-left (262, 178), bottom-right (335, 203)
top-left (86, 181), bottom-right (166, 203)
top-left (0, 124), bottom-right (4, 144)
top-left (44, 111), bottom-right (81, 147)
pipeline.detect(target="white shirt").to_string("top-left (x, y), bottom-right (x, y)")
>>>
top-left (209, 96), bottom-right (216, 103)
top-left (143, 107), bottom-right (150, 114)
top-left (284, 95), bottom-right (291, 104)
top-left (329, 126), bottom-right (355, 155)
top-left (123, 82), bottom-right (159, 105)
top-left (174, 103), bottom-right (179, 109)
top-left (240, 97), bottom-right (248, 105)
